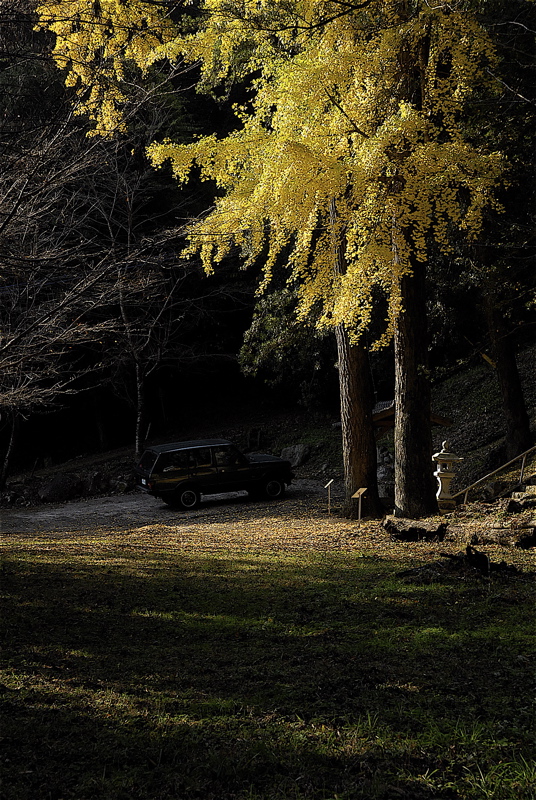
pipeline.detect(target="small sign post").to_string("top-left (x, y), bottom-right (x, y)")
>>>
top-left (351, 487), bottom-right (367, 522)
top-left (324, 479), bottom-right (334, 515)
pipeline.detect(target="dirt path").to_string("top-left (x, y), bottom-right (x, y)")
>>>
top-left (0, 480), bottom-right (413, 559)
top-left (2, 481), bottom-right (534, 574)
top-left (0, 480), bottom-right (345, 539)
top-left (0, 480), bottom-right (341, 534)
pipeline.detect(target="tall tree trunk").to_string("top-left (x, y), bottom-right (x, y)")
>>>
top-left (330, 198), bottom-right (381, 518)
top-left (394, 263), bottom-right (438, 518)
top-left (336, 327), bottom-right (382, 518)
top-left (134, 361), bottom-right (146, 459)
top-left (118, 268), bottom-right (148, 458)
top-left (484, 292), bottom-right (533, 460)
top-left (0, 411), bottom-right (19, 490)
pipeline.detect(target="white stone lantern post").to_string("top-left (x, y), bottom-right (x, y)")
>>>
top-left (432, 441), bottom-right (463, 512)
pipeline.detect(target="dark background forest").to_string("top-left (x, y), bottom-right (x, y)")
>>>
top-left (0, 0), bottom-right (534, 485)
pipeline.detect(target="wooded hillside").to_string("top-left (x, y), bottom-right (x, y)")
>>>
top-left (1, 0), bottom-right (534, 515)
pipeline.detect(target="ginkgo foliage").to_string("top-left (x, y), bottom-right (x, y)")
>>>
top-left (38, 0), bottom-right (505, 343)
top-left (160, 8), bottom-right (506, 348)
top-left (36, 0), bottom-right (178, 136)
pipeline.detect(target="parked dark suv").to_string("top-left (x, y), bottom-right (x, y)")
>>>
top-left (135, 439), bottom-right (294, 509)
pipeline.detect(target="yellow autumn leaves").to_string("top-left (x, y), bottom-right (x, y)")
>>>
top-left (36, 0), bottom-right (177, 135)
top-left (37, 0), bottom-right (507, 343)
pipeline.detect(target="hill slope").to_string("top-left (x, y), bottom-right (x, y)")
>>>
top-left (2, 344), bottom-right (534, 505)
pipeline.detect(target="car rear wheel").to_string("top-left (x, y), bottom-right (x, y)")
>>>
top-left (164, 485), bottom-right (200, 510)
top-left (262, 478), bottom-right (285, 499)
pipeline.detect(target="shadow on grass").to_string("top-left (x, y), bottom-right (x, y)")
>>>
top-left (1, 549), bottom-right (534, 799)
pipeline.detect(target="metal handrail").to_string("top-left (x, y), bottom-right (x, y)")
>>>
top-left (452, 444), bottom-right (536, 505)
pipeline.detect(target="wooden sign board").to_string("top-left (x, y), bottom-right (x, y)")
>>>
top-left (351, 487), bottom-right (367, 521)
top-left (325, 479), bottom-right (335, 514)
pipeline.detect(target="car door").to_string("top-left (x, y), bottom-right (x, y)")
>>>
top-left (211, 445), bottom-right (252, 492)
top-left (190, 446), bottom-right (219, 493)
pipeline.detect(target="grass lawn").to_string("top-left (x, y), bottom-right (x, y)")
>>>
top-left (1, 502), bottom-right (535, 799)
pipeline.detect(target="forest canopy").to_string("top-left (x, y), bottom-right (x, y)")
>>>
top-left (38, 0), bottom-right (508, 347)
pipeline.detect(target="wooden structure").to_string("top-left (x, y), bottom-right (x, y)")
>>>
top-left (372, 400), bottom-right (452, 439)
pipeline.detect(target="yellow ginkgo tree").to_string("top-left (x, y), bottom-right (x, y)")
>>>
top-left (38, 0), bottom-right (507, 517)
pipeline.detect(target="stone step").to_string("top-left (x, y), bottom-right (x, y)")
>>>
top-left (512, 485), bottom-right (536, 499)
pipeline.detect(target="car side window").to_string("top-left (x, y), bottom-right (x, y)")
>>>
top-left (213, 445), bottom-right (248, 468)
top-left (191, 448), bottom-right (213, 468)
top-left (213, 446), bottom-right (233, 466)
top-left (158, 451), bottom-right (190, 472)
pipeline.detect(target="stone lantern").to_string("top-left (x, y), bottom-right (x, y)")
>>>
top-left (432, 441), bottom-right (463, 512)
